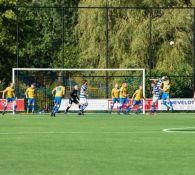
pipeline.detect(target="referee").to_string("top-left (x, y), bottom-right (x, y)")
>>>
top-left (64, 85), bottom-right (80, 113)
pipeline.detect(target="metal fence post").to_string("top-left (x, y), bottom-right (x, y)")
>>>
top-left (193, 8), bottom-right (195, 96)
top-left (16, 6), bottom-right (19, 96)
top-left (62, 7), bottom-right (65, 68)
top-left (106, 6), bottom-right (109, 98)
top-left (16, 6), bottom-right (19, 69)
top-left (62, 7), bottom-right (65, 84)
top-left (149, 8), bottom-right (152, 78)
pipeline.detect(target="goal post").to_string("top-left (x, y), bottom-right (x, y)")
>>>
top-left (12, 68), bottom-right (146, 114)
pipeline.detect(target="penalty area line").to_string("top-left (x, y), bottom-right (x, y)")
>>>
top-left (0, 130), bottom-right (158, 135)
top-left (163, 127), bottom-right (195, 133)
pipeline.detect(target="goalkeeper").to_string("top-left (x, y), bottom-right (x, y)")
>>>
top-left (64, 85), bottom-right (80, 113)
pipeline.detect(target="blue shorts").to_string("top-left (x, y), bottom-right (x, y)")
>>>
top-left (28, 98), bottom-right (35, 105)
top-left (54, 97), bottom-right (62, 104)
top-left (133, 100), bottom-right (142, 106)
top-left (120, 98), bottom-right (129, 104)
top-left (6, 98), bottom-right (16, 103)
top-left (162, 93), bottom-right (170, 100)
top-left (112, 98), bottom-right (120, 104)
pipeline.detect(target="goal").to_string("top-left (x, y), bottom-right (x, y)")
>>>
top-left (12, 68), bottom-right (146, 114)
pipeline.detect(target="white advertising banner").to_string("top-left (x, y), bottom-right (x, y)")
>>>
top-left (58, 98), bottom-right (195, 111)
top-left (59, 99), bottom-right (109, 111)
top-left (158, 99), bottom-right (195, 111)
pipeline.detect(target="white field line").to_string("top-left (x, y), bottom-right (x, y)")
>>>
top-left (0, 130), bottom-right (158, 135)
top-left (163, 127), bottom-right (195, 133)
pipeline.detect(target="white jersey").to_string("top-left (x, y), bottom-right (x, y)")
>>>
top-left (80, 85), bottom-right (87, 99)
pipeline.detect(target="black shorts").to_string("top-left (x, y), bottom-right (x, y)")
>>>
top-left (69, 98), bottom-right (79, 105)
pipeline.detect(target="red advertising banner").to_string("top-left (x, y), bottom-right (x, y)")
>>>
top-left (0, 99), bottom-right (25, 111)
top-left (145, 99), bottom-right (158, 110)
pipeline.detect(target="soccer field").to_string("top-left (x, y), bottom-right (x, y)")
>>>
top-left (0, 113), bottom-right (195, 175)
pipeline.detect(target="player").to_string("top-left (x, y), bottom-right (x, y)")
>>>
top-left (150, 80), bottom-right (160, 114)
top-left (64, 85), bottom-right (80, 113)
top-left (25, 83), bottom-right (36, 114)
top-left (78, 80), bottom-right (88, 115)
top-left (130, 85), bottom-right (144, 114)
top-left (118, 82), bottom-right (130, 114)
top-left (2, 83), bottom-right (17, 115)
top-left (150, 76), bottom-right (166, 99)
top-left (162, 77), bottom-right (173, 111)
top-left (110, 83), bottom-right (120, 113)
top-left (51, 81), bottom-right (65, 117)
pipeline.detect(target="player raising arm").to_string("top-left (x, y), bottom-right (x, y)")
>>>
top-left (64, 85), bottom-right (80, 114)
top-left (2, 83), bottom-right (17, 115)
top-left (130, 85), bottom-right (144, 114)
top-left (110, 83), bottom-right (120, 113)
top-left (150, 76), bottom-right (166, 99)
top-left (78, 80), bottom-right (88, 115)
top-left (150, 80), bottom-right (160, 115)
top-left (162, 77), bottom-right (173, 111)
top-left (51, 81), bottom-right (65, 117)
top-left (25, 83), bottom-right (36, 114)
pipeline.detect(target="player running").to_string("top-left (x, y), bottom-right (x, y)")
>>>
top-left (150, 80), bottom-right (160, 114)
top-left (130, 85), bottom-right (144, 114)
top-left (64, 85), bottom-right (80, 114)
top-left (162, 77), bottom-right (173, 111)
top-left (2, 83), bottom-right (17, 115)
top-left (118, 82), bottom-right (130, 114)
top-left (51, 81), bottom-right (65, 117)
top-left (25, 83), bottom-right (36, 114)
top-left (78, 80), bottom-right (88, 115)
top-left (110, 83), bottom-right (120, 113)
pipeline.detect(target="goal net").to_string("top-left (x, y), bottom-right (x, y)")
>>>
top-left (12, 68), bottom-right (146, 114)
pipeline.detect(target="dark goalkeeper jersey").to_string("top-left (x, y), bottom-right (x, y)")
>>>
top-left (70, 89), bottom-right (79, 100)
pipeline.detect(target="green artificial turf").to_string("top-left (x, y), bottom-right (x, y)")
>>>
top-left (0, 113), bottom-right (195, 175)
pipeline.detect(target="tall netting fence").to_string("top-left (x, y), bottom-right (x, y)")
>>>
top-left (0, 6), bottom-right (194, 105)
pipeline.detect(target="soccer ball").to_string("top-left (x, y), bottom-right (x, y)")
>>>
top-left (169, 41), bottom-right (175, 46)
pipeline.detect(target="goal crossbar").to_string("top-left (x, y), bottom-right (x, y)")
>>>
top-left (12, 68), bottom-right (146, 114)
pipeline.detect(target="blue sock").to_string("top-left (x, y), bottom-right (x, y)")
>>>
top-left (118, 106), bottom-right (122, 112)
top-left (83, 104), bottom-right (88, 111)
top-left (53, 105), bottom-right (59, 113)
top-left (168, 101), bottom-right (173, 110)
top-left (136, 108), bottom-right (141, 113)
top-left (126, 106), bottom-right (130, 113)
top-left (14, 105), bottom-right (17, 111)
top-left (27, 105), bottom-right (30, 112)
top-left (163, 100), bottom-right (167, 106)
top-left (80, 105), bottom-right (84, 112)
top-left (150, 105), bottom-right (155, 113)
top-left (55, 106), bottom-right (59, 113)
top-left (110, 105), bottom-right (114, 111)
top-left (163, 100), bottom-right (170, 108)
top-left (32, 105), bottom-right (35, 112)
top-left (80, 104), bottom-right (88, 112)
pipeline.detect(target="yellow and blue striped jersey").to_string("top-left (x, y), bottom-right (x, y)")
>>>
top-left (54, 86), bottom-right (65, 97)
top-left (163, 80), bottom-right (171, 93)
top-left (26, 87), bottom-right (35, 98)
top-left (111, 88), bottom-right (119, 98)
top-left (120, 86), bottom-right (127, 98)
top-left (134, 89), bottom-right (143, 101)
top-left (5, 87), bottom-right (15, 98)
